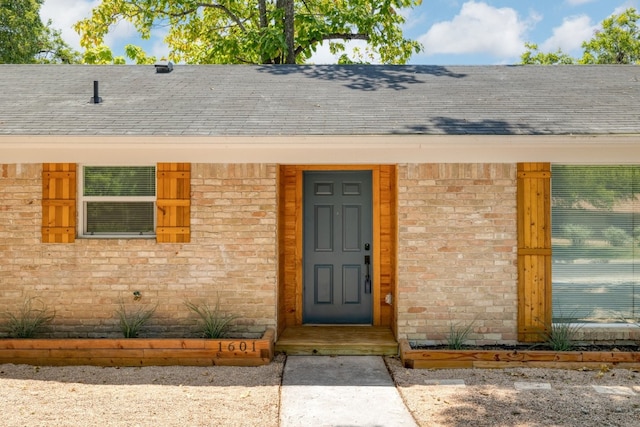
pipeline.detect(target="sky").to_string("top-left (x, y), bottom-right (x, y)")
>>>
top-left (41, 0), bottom-right (640, 65)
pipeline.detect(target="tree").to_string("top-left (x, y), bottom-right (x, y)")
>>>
top-left (552, 165), bottom-right (640, 210)
top-left (0, 0), bottom-right (45, 63)
top-left (36, 25), bottom-right (82, 64)
top-left (74, 0), bottom-right (422, 65)
top-left (521, 8), bottom-right (640, 65)
top-left (520, 42), bottom-right (575, 65)
top-left (581, 8), bottom-right (640, 64)
top-left (0, 0), bottom-right (80, 63)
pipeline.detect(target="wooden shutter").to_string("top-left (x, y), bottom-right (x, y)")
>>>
top-left (156, 163), bottom-right (190, 243)
top-left (42, 163), bottom-right (76, 243)
top-left (517, 163), bottom-right (552, 342)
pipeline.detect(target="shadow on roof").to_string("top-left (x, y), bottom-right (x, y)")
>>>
top-left (396, 116), bottom-right (546, 135)
top-left (257, 65), bottom-right (467, 91)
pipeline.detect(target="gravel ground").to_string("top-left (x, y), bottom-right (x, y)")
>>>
top-left (386, 357), bottom-right (640, 427)
top-left (0, 355), bottom-right (285, 427)
top-left (1, 355), bottom-right (639, 427)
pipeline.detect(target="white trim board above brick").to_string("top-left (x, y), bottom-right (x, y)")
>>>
top-left (2, 135), bottom-right (640, 164)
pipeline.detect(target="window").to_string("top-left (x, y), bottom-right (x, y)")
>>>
top-left (552, 165), bottom-right (639, 323)
top-left (79, 166), bottom-right (156, 237)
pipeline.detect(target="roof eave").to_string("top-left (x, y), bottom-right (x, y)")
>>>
top-left (1, 134), bottom-right (639, 164)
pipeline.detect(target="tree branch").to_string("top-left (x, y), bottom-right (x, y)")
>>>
top-left (156, 2), bottom-right (248, 32)
top-left (322, 33), bottom-right (370, 42)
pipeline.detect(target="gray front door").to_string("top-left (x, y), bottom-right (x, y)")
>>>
top-left (303, 171), bottom-right (373, 324)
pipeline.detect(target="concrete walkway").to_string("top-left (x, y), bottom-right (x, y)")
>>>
top-left (280, 356), bottom-right (417, 427)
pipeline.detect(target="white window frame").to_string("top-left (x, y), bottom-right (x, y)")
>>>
top-left (78, 165), bottom-right (156, 238)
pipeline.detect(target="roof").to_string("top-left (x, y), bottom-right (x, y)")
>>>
top-left (1, 64), bottom-right (639, 137)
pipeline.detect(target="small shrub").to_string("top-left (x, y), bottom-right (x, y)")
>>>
top-left (115, 301), bottom-right (156, 338)
top-left (560, 224), bottom-right (592, 246)
top-left (2, 297), bottom-right (55, 338)
top-left (185, 299), bottom-right (238, 339)
top-left (541, 321), bottom-right (583, 351)
top-left (446, 319), bottom-right (475, 350)
top-left (603, 226), bottom-right (630, 247)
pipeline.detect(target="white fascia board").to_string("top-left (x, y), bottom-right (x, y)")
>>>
top-left (1, 134), bottom-right (640, 164)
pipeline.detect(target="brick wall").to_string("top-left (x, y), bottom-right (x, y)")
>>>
top-left (0, 163), bottom-right (277, 338)
top-left (396, 164), bottom-right (519, 345)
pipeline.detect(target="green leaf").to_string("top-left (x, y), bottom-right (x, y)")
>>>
top-left (522, 8), bottom-right (640, 65)
top-left (75, 0), bottom-right (422, 64)
top-left (0, 0), bottom-right (80, 63)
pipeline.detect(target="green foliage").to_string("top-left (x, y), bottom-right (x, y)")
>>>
top-left (552, 165), bottom-right (640, 210)
top-left (520, 42), bottom-right (575, 65)
top-left (446, 318), bottom-right (475, 350)
top-left (124, 44), bottom-right (157, 64)
top-left (521, 8), bottom-right (640, 65)
top-left (0, 0), bottom-right (80, 63)
top-left (35, 24), bottom-right (82, 64)
top-left (603, 226), bottom-right (631, 247)
top-left (0, 0), bottom-right (45, 63)
top-left (580, 8), bottom-right (640, 64)
top-left (82, 44), bottom-right (127, 65)
top-left (116, 301), bottom-right (157, 338)
top-left (560, 224), bottom-right (592, 247)
top-left (83, 166), bottom-right (156, 234)
top-left (74, 0), bottom-right (422, 64)
top-left (84, 166), bottom-right (156, 197)
top-left (552, 245), bottom-right (632, 263)
top-left (2, 297), bottom-right (55, 338)
top-left (185, 299), bottom-right (238, 339)
top-left (541, 321), bottom-right (583, 352)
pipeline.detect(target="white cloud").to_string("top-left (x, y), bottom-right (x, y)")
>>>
top-left (41, 0), bottom-right (167, 60)
top-left (309, 40), bottom-right (380, 65)
top-left (613, 1), bottom-right (640, 15)
top-left (417, 1), bottom-right (539, 58)
top-left (148, 29), bottom-right (171, 61)
top-left (565, 0), bottom-right (596, 6)
top-left (41, 0), bottom-right (139, 51)
top-left (540, 15), bottom-right (598, 53)
top-left (40, 0), bottom-right (99, 50)
top-left (103, 20), bottom-right (140, 48)
top-left (399, 6), bottom-right (427, 32)
top-left (309, 43), bottom-right (339, 64)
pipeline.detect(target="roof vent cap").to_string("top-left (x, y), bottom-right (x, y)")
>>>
top-left (155, 61), bottom-right (173, 73)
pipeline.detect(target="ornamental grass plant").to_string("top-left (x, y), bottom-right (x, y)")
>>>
top-left (185, 298), bottom-right (238, 339)
top-left (542, 321), bottom-right (584, 351)
top-left (2, 297), bottom-right (55, 338)
top-left (115, 301), bottom-right (157, 338)
top-left (446, 318), bottom-right (476, 350)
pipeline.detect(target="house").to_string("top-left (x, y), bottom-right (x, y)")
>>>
top-left (1, 64), bottom-right (639, 348)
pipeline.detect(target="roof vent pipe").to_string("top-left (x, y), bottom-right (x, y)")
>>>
top-left (91, 81), bottom-right (102, 104)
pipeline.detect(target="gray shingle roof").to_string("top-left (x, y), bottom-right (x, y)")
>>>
top-left (0, 64), bottom-right (638, 136)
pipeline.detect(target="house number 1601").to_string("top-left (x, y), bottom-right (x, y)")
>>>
top-left (218, 341), bottom-right (255, 352)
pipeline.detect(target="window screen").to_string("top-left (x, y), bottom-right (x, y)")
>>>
top-left (81, 166), bottom-right (156, 236)
top-left (551, 165), bottom-right (639, 323)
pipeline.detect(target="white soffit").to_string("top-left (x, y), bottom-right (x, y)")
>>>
top-left (1, 134), bottom-right (640, 164)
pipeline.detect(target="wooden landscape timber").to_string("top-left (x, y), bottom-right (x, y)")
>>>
top-left (0, 328), bottom-right (274, 367)
top-left (275, 325), bottom-right (398, 356)
top-left (399, 339), bottom-right (640, 370)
